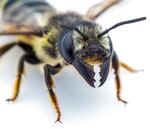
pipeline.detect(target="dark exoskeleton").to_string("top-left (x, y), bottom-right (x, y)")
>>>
top-left (0, 0), bottom-right (146, 123)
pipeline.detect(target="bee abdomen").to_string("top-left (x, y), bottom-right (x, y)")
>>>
top-left (2, 0), bottom-right (56, 24)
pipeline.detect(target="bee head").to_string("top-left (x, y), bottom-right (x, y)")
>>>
top-left (72, 21), bottom-right (112, 66)
top-left (58, 21), bottom-right (113, 87)
top-left (58, 17), bottom-right (146, 88)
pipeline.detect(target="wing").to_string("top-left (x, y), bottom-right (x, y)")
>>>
top-left (84, 0), bottom-right (121, 21)
top-left (0, 0), bottom-right (57, 32)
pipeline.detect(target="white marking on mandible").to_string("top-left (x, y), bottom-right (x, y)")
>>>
top-left (94, 65), bottom-right (101, 88)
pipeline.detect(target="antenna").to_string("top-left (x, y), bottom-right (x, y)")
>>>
top-left (98, 17), bottom-right (146, 37)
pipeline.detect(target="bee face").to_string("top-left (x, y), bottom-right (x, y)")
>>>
top-left (72, 22), bottom-right (111, 65)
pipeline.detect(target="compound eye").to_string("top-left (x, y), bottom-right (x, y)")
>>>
top-left (58, 32), bottom-right (75, 64)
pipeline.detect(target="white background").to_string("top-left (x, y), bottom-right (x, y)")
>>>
top-left (0, 0), bottom-right (150, 129)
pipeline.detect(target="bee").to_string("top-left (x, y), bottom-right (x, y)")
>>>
top-left (0, 0), bottom-right (146, 123)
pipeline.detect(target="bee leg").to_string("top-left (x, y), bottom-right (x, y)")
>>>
top-left (120, 61), bottom-right (143, 73)
top-left (112, 52), bottom-right (128, 105)
top-left (0, 42), bottom-right (17, 57)
top-left (46, 64), bottom-right (62, 75)
top-left (0, 41), bottom-right (35, 57)
top-left (44, 64), bottom-right (62, 123)
top-left (6, 54), bottom-right (41, 102)
top-left (85, 0), bottom-right (121, 20)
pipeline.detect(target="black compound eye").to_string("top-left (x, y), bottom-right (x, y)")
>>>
top-left (58, 32), bottom-right (75, 64)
